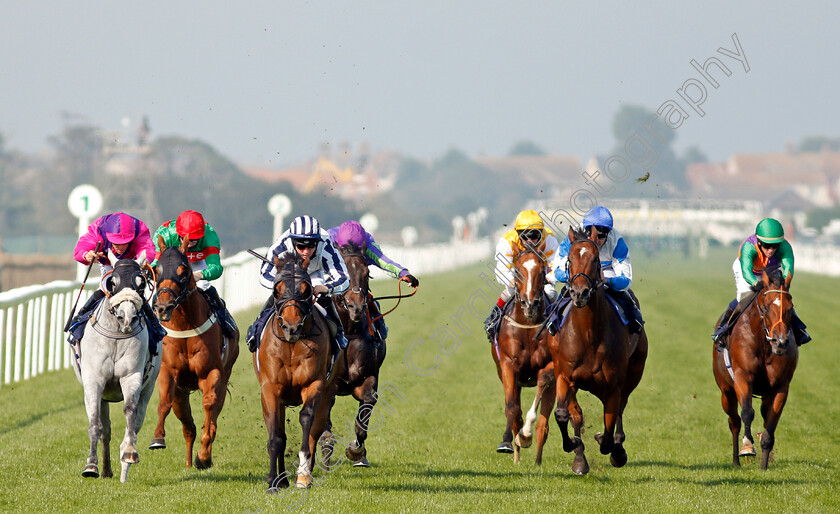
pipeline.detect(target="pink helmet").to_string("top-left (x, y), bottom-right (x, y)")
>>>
top-left (335, 221), bottom-right (366, 247)
top-left (101, 213), bottom-right (138, 244)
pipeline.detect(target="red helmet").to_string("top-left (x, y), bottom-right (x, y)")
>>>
top-left (175, 210), bottom-right (206, 240)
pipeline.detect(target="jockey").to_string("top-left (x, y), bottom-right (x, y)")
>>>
top-left (552, 205), bottom-right (644, 333)
top-left (328, 220), bottom-right (420, 342)
top-left (712, 217), bottom-right (809, 349)
top-left (246, 215), bottom-right (350, 353)
top-left (483, 209), bottom-right (560, 341)
top-left (68, 212), bottom-right (166, 353)
top-left (150, 210), bottom-right (238, 338)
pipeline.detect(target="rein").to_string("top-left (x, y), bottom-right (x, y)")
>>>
top-left (370, 280), bottom-right (419, 323)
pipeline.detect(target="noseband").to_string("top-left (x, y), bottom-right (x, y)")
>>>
top-left (154, 272), bottom-right (195, 310)
top-left (273, 263), bottom-right (314, 333)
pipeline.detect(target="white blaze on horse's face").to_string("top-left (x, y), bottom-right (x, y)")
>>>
top-left (522, 259), bottom-right (538, 297)
top-left (772, 298), bottom-right (781, 307)
top-left (578, 247), bottom-right (589, 258)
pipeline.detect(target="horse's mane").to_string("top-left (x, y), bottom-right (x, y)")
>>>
top-left (273, 250), bottom-right (309, 285)
top-left (763, 268), bottom-right (784, 288)
top-left (571, 226), bottom-right (589, 242)
top-left (340, 241), bottom-right (366, 256)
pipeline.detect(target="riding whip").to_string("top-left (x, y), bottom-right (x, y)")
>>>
top-left (64, 241), bottom-right (101, 332)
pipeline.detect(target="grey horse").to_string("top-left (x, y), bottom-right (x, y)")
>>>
top-left (73, 262), bottom-right (162, 483)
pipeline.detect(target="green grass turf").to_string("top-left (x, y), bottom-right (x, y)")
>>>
top-left (0, 247), bottom-right (838, 512)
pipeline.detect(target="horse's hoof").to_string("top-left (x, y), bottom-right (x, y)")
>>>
top-left (102, 468), bottom-right (113, 479)
top-left (515, 432), bottom-right (533, 449)
top-left (121, 451), bottom-right (140, 464)
top-left (82, 464), bottom-right (99, 478)
top-left (345, 442), bottom-right (365, 462)
top-left (739, 447), bottom-right (756, 457)
top-left (269, 476), bottom-right (290, 490)
top-left (352, 457), bottom-right (371, 467)
top-left (295, 473), bottom-right (312, 489)
top-left (496, 442), bottom-right (514, 454)
top-left (594, 432), bottom-right (612, 455)
top-left (194, 454), bottom-right (213, 470)
top-left (572, 457), bottom-right (590, 475)
top-left (149, 438), bottom-right (166, 450)
top-left (610, 446), bottom-right (628, 468)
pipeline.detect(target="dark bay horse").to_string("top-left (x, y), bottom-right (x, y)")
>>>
top-left (548, 227), bottom-right (648, 475)
top-left (491, 248), bottom-right (555, 465)
top-left (149, 237), bottom-right (240, 469)
top-left (254, 251), bottom-right (343, 490)
top-left (324, 242), bottom-right (387, 467)
top-left (713, 268), bottom-right (798, 470)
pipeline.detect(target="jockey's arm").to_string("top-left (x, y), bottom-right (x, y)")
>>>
top-left (193, 227), bottom-right (223, 281)
top-left (739, 242), bottom-right (760, 286)
top-left (365, 241), bottom-right (408, 279)
top-left (604, 236), bottom-right (632, 291)
top-left (779, 240), bottom-right (795, 280)
top-left (258, 235), bottom-right (288, 289)
top-left (320, 239), bottom-right (350, 294)
top-left (551, 237), bottom-right (572, 283)
top-left (493, 237), bottom-right (517, 287)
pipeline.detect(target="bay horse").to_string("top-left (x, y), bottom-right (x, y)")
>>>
top-left (148, 236), bottom-right (240, 469)
top-left (713, 268), bottom-right (798, 470)
top-left (548, 227), bottom-right (648, 475)
top-left (491, 247), bottom-right (555, 465)
top-left (74, 256), bottom-right (162, 482)
top-left (254, 251), bottom-right (343, 490)
top-left (322, 242), bottom-right (387, 467)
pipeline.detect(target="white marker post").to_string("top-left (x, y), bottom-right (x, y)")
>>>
top-left (401, 226), bottom-right (419, 247)
top-left (67, 185), bottom-right (103, 281)
top-left (451, 216), bottom-right (465, 243)
top-left (268, 194), bottom-right (292, 241)
top-left (359, 213), bottom-right (379, 235)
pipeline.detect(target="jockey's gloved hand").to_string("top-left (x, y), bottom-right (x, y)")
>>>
top-left (313, 284), bottom-right (329, 297)
top-left (750, 282), bottom-right (763, 292)
top-left (401, 274), bottom-right (419, 288)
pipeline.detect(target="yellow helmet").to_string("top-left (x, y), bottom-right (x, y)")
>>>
top-left (514, 210), bottom-right (544, 231)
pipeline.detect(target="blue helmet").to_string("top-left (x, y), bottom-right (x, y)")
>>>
top-left (289, 215), bottom-right (321, 239)
top-left (582, 206), bottom-right (613, 229)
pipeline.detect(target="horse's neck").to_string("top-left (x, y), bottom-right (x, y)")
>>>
top-left (93, 299), bottom-right (119, 329)
top-left (566, 291), bottom-right (609, 340)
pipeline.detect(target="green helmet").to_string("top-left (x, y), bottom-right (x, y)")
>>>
top-left (755, 218), bottom-right (784, 244)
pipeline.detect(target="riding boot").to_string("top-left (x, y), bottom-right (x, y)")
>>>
top-left (67, 289), bottom-right (106, 345)
top-left (484, 303), bottom-right (504, 342)
top-left (141, 302), bottom-right (166, 356)
top-left (246, 296), bottom-right (274, 353)
top-left (319, 295), bottom-right (348, 351)
top-left (712, 298), bottom-right (743, 350)
top-left (792, 308), bottom-right (811, 346)
top-left (202, 285), bottom-right (238, 338)
top-left (620, 290), bottom-right (644, 334)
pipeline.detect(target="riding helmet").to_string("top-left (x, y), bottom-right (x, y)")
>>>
top-left (102, 212), bottom-right (139, 244)
top-left (289, 215), bottom-right (321, 239)
top-left (755, 218), bottom-right (784, 244)
top-left (582, 206), bottom-right (613, 230)
top-left (514, 210), bottom-right (545, 231)
top-left (176, 210), bottom-right (206, 240)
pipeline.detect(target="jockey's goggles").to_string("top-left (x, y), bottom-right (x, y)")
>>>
top-left (594, 226), bottom-right (611, 239)
top-left (293, 239), bottom-right (318, 250)
top-left (518, 229), bottom-right (542, 242)
top-left (758, 241), bottom-right (780, 250)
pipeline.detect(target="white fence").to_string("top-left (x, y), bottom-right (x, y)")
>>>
top-left (0, 239), bottom-right (493, 388)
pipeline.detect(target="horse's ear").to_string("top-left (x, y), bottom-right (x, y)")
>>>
top-left (157, 234), bottom-right (167, 251)
top-left (567, 226), bottom-right (576, 241)
top-left (783, 272), bottom-right (792, 291)
top-left (180, 236), bottom-right (190, 254)
top-left (762, 270), bottom-right (771, 289)
top-left (273, 253), bottom-right (282, 271)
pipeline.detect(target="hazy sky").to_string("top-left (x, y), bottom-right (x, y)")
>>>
top-left (2, 1), bottom-right (838, 168)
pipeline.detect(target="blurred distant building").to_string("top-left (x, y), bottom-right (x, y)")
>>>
top-left (475, 155), bottom-right (582, 194)
top-left (687, 150), bottom-right (840, 210)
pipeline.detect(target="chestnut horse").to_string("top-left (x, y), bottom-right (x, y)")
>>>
top-left (548, 227), bottom-right (647, 475)
top-left (148, 237), bottom-right (240, 469)
top-left (322, 242), bottom-right (387, 467)
top-left (713, 268), bottom-right (798, 470)
top-left (491, 248), bottom-right (555, 465)
top-left (254, 251), bottom-right (343, 490)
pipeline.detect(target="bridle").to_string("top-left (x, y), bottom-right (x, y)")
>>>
top-left (758, 288), bottom-right (792, 345)
top-left (513, 249), bottom-right (545, 308)
top-left (272, 262), bottom-right (315, 340)
top-left (567, 239), bottom-right (602, 301)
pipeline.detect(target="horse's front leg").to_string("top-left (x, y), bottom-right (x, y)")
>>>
top-left (296, 380), bottom-right (324, 488)
top-left (117, 372), bottom-right (143, 483)
top-left (759, 387), bottom-right (790, 470)
top-left (346, 375), bottom-right (378, 466)
top-left (733, 373), bottom-right (757, 458)
top-left (554, 375), bottom-right (588, 475)
top-left (82, 380), bottom-right (104, 478)
top-left (99, 400), bottom-right (113, 478)
top-left (262, 389), bottom-right (289, 492)
top-left (534, 370), bottom-right (556, 466)
top-left (196, 368), bottom-right (225, 469)
top-left (150, 364), bottom-right (175, 450)
top-left (171, 382), bottom-right (196, 468)
top-left (499, 362), bottom-right (522, 456)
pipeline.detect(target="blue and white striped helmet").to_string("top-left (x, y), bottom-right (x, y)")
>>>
top-left (289, 215), bottom-right (321, 239)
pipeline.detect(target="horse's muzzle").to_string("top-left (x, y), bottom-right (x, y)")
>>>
top-left (770, 338), bottom-right (789, 355)
top-left (154, 304), bottom-right (174, 322)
